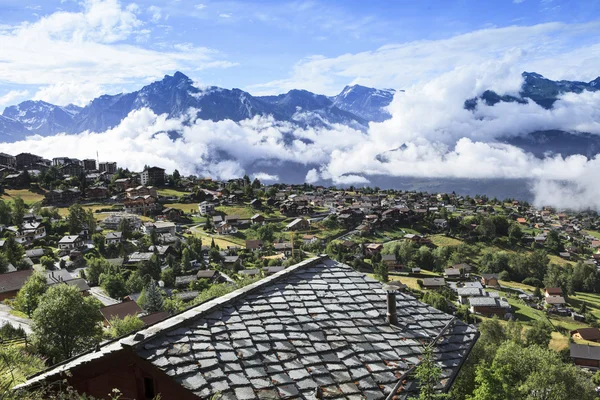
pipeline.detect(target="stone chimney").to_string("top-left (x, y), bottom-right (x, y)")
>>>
top-left (382, 283), bottom-right (399, 326)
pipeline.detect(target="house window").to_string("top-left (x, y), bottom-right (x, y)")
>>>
top-left (143, 377), bottom-right (155, 399)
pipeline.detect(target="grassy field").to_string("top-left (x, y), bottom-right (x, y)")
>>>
top-left (549, 331), bottom-right (569, 351)
top-left (0, 189), bottom-right (44, 205)
top-left (56, 204), bottom-right (117, 218)
top-left (430, 234), bottom-right (464, 247)
top-left (158, 188), bottom-right (189, 197)
top-left (190, 229), bottom-right (246, 248)
top-left (584, 230), bottom-right (600, 240)
top-left (548, 254), bottom-right (574, 267)
top-left (215, 205), bottom-right (261, 219)
top-left (163, 203), bottom-right (198, 214)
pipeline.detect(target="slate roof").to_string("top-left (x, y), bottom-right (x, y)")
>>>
top-left (0, 269), bottom-right (33, 293)
top-left (15, 257), bottom-right (478, 399)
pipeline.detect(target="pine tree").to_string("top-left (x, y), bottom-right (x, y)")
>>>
top-left (143, 279), bottom-right (164, 313)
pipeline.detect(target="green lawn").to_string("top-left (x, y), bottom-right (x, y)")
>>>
top-left (0, 189), bottom-right (44, 205)
top-left (158, 188), bottom-right (189, 197)
top-left (584, 230), bottom-right (600, 240)
top-left (430, 234), bottom-right (464, 247)
top-left (163, 203), bottom-right (198, 214)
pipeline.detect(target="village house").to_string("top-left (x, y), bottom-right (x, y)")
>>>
top-left (570, 343), bottom-right (600, 368)
top-left (365, 243), bottom-right (384, 255)
top-left (481, 274), bottom-right (500, 288)
top-left (58, 235), bottom-right (83, 250)
top-left (198, 201), bottom-right (214, 216)
top-left (85, 185), bottom-right (109, 200)
top-left (0, 269), bottom-right (33, 300)
top-left (444, 268), bottom-right (463, 280)
top-left (105, 232), bottom-right (123, 246)
top-left (545, 295), bottom-right (566, 307)
top-left (126, 185), bottom-right (158, 199)
top-left (545, 287), bottom-right (563, 297)
top-left (302, 234), bottom-right (319, 245)
top-left (99, 301), bottom-right (143, 327)
top-left (273, 242), bottom-right (293, 256)
top-left (14, 221), bottom-right (46, 244)
top-left (422, 277), bottom-right (446, 289)
top-left (245, 239), bottom-right (263, 250)
top-left (250, 214), bottom-right (265, 225)
top-left (285, 218), bottom-right (310, 231)
top-left (44, 188), bottom-right (81, 204)
top-left (571, 328), bottom-right (600, 343)
top-left (114, 178), bottom-right (138, 192)
top-left (382, 254), bottom-right (402, 270)
top-left (468, 296), bottom-right (511, 318)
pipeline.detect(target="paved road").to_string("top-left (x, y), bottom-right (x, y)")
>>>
top-left (0, 304), bottom-right (32, 334)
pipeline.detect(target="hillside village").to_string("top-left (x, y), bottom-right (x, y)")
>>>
top-left (2, 152), bottom-right (600, 397)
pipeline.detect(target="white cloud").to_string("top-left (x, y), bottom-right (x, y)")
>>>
top-left (33, 82), bottom-right (104, 106)
top-left (0, 0), bottom-right (236, 105)
top-left (0, 90), bottom-right (30, 108)
top-left (194, 4), bottom-right (207, 10)
top-left (252, 172), bottom-right (279, 182)
top-left (148, 5), bottom-right (162, 23)
top-left (219, 13), bottom-right (232, 18)
top-left (247, 21), bottom-right (600, 95)
top-left (305, 169), bottom-right (320, 184)
top-left (513, 0), bottom-right (525, 3)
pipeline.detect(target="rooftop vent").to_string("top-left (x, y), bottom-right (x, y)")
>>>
top-left (382, 283), bottom-right (400, 326)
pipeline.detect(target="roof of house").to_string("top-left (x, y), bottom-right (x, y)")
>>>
top-left (545, 295), bottom-right (566, 304)
top-left (245, 240), bottom-right (263, 249)
top-left (58, 235), bottom-right (80, 244)
top-left (197, 270), bottom-right (217, 279)
top-left (444, 269), bottom-right (462, 276)
top-left (422, 277), bottom-right (446, 287)
top-left (481, 274), bottom-right (499, 280)
top-left (105, 232), bottom-right (123, 240)
top-left (238, 269), bottom-right (260, 276)
top-left (15, 257), bottom-right (478, 399)
top-left (570, 343), bottom-right (600, 360)
top-left (572, 328), bottom-right (600, 341)
top-left (545, 287), bottom-right (563, 295)
top-left (99, 301), bottom-right (142, 322)
top-left (0, 269), bottom-right (34, 293)
top-left (45, 269), bottom-right (74, 284)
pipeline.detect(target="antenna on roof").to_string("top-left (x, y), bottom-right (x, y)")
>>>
top-left (96, 151), bottom-right (99, 168)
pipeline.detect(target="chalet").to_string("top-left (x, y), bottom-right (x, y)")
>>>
top-left (123, 195), bottom-right (159, 215)
top-left (404, 233), bottom-right (423, 242)
top-left (250, 214), bottom-right (265, 225)
top-left (14, 222), bottom-right (46, 244)
top-left (249, 198), bottom-right (262, 208)
top-left (517, 217), bottom-right (527, 224)
top-left (366, 243), bottom-right (383, 255)
top-left (285, 218), bottom-right (309, 231)
top-left (215, 221), bottom-right (235, 235)
top-left (468, 296), bottom-right (511, 318)
top-left (85, 186), bottom-right (109, 200)
top-left (245, 240), bottom-right (263, 250)
top-left (570, 343), bottom-right (600, 368)
top-left (571, 328), bottom-right (600, 343)
top-left (481, 274), bottom-right (500, 288)
top-left (105, 232), bottom-right (123, 246)
top-left (148, 245), bottom-right (177, 259)
top-left (44, 188), bottom-right (81, 204)
top-left (196, 270), bottom-right (225, 284)
top-left (58, 235), bottom-right (83, 250)
top-left (238, 268), bottom-right (260, 277)
top-left (0, 269), bottom-right (33, 300)
top-left (457, 287), bottom-right (488, 304)
top-left (444, 268), bottom-right (462, 279)
top-left (422, 277), bottom-right (446, 289)
top-left (162, 208), bottom-right (183, 222)
top-left (175, 275), bottom-right (197, 288)
top-left (382, 254), bottom-right (402, 270)
top-left (545, 295), bottom-right (566, 307)
top-left (302, 234), bottom-right (319, 245)
top-left (114, 178), bottom-right (137, 192)
top-left (452, 263), bottom-right (474, 274)
top-left (99, 301), bottom-right (143, 327)
top-left (126, 252), bottom-right (154, 265)
top-left (273, 242), bottom-right (293, 255)
top-left (222, 255), bottom-right (242, 270)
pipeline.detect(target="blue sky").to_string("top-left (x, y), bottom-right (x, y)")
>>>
top-left (0, 0), bottom-right (599, 107)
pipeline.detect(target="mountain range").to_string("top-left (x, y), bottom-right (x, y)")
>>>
top-left (0, 72), bottom-right (395, 141)
top-left (1, 71), bottom-right (600, 160)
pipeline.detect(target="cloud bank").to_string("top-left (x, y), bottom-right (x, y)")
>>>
top-left (1, 57), bottom-right (600, 210)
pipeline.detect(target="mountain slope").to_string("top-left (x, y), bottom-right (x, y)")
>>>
top-left (331, 85), bottom-right (396, 122)
top-left (465, 72), bottom-right (600, 110)
top-left (1, 72), bottom-right (392, 141)
top-left (2, 101), bottom-right (82, 136)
